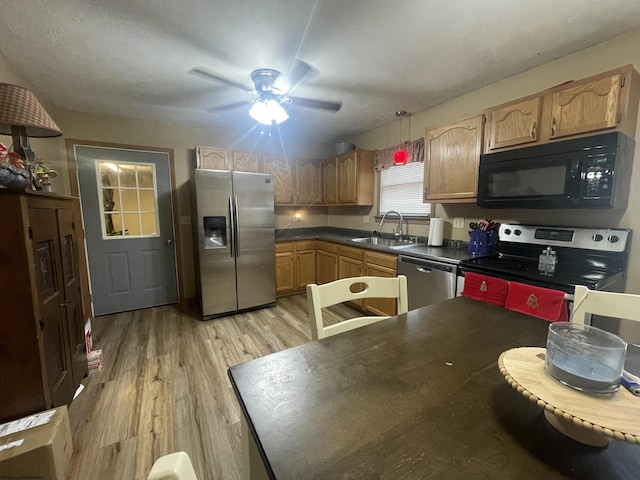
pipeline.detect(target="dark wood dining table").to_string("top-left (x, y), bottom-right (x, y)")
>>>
top-left (228, 297), bottom-right (640, 479)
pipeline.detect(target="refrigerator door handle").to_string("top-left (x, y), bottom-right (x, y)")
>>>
top-left (229, 196), bottom-right (235, 258)
top-left (234, 196), bottom-right (240, 257)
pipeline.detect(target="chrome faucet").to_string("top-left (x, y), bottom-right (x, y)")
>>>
top-left (380, 210), bottom-right (404, 238)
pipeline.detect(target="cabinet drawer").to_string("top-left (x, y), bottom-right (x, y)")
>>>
top-left (316, 240), bottom-right (339, 254)
top-left (364, 251), bottom-right (397, 271)
top-left (295, 240), bottom-right (316, 251)
top-left (275, 242), bottom-right (294, 254)
top-left (338, 245), bottom-right (364, 260)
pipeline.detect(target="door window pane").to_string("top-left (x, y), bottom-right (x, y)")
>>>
top-left (97, 161), bottom-right (159, 239)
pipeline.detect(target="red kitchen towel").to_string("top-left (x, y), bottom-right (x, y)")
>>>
top-left (505, 282), bottom-right (568, 322)
top-left (461, 272), bottom-right (509, 306)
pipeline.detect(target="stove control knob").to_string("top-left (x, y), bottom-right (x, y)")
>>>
top-left (608, 234), bottom-right (620, 243)
top-left (592, 234), bottom-right (603, 242)
top-left (514, 229), bottom-right (522, 236)
top-left (504, 229), bottom-right (512, 235)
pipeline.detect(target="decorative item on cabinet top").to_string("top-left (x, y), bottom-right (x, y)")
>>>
top-left (0, 83), bottom-right (63, 192)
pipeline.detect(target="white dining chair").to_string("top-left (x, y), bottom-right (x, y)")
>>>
top-left (306, 275), bottom-right (408, 340)
top-left (147, 451), bottom-right (198, 480)
top-left (571, 285), bottom-right (640, 326)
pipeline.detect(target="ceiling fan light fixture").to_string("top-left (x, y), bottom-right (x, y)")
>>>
top-left (249, 98), bottom-right (289, 125)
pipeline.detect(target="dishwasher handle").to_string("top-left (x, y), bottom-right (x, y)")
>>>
top-left (399, 255), bottom-right (455, 274)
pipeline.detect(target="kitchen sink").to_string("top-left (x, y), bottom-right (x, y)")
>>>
top-left (351, 237), bottom-right (426, 248)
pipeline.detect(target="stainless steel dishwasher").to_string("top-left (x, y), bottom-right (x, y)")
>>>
top-left (398, 255), bottom-right (457, 310)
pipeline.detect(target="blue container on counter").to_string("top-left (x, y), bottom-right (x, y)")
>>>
top-left (468, 230), bottom-right (496, 255)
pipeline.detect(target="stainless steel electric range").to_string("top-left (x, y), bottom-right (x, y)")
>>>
top-left (457, 223), bottom-right (631, 334)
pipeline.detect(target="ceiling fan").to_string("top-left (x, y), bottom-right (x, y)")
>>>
top-left (190, 60), bottom-right (342, 125)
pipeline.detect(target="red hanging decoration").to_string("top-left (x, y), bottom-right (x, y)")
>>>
top-left (394, 149), bottom-right (408, 165)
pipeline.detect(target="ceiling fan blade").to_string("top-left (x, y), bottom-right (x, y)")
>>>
top-left (190, 67), bottom-right (252, 92)
top-left (287, 96), bottom-right (342, 112)
top-left (205, 101), bottom-right (248, 113)
top-left (286, 59), bottom-right (314, 92)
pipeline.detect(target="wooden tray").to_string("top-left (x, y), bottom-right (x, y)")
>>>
top-left (498, 347), bottom-right (640, 447)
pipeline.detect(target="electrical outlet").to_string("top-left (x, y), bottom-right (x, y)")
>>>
top-left (453, 217), bottom-right (464, 229)
top-left (363, 215), bottom-right (370, 223)
top-left (180, 216), bottom-right (190, 226)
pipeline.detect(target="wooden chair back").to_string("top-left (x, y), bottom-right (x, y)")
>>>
top-left (306, 275), bottom-right (408, 340)
top-left (571, 285), bottom-right (640, 325)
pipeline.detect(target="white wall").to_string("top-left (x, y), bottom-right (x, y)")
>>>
top-left (349, 29), bottom-right (640, 294)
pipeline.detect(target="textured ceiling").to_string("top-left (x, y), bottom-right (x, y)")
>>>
top-left (1, 0), bottom-right (640, 157)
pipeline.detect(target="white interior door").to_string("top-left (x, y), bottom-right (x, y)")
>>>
top-left (75, 145), bottom-right (178, 316)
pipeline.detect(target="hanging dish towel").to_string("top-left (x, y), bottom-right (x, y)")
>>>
top-left (505, 282), bottom-right (568, 322)
top-left (461, 272), bottom-right (509, 306)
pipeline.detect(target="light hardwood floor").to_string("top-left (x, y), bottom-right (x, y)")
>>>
top-left (68, 294), bottom-right (358, 480)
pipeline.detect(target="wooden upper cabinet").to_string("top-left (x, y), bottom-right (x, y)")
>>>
top-left (549, 73), bottom-right (622, 139)
top-left (483, 65), bottom-right (639, 153)
top-left (487, 96), bottom-right (542, 150)
top-left (336, 150), bottom-right (374, 205)
top-left (337, 153), bottom-right (358, 203)
top-left (232, 152), bottom-right (262, 172)
top-left (424, 114), bottom-right (484, 203)
top-left (322, 157), bottom-right (338, 204)
top-left (296, 158), bottom-right (322, 205)
top-left (196, 146), bottom-right (229, 170)
top-left (263, 155), bottom-right (295, 205)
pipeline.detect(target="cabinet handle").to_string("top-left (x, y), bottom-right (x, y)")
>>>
top-left (550, 118), bottom-right (557, 137)
top-left (531, 121), bottom-right (537, 139)
top-left (59, 300), bottom-right (71, 307)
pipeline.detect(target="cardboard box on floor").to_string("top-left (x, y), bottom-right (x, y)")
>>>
top-left (0, 406), bottom-right (72, 480)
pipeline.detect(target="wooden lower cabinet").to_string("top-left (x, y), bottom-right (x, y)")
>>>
top-left (275, 240), bottom-right (316, 296)
top-left (337, 247), bottom-right (365, 308)
top-left (316, 241), bottom-right (338, 284)
top-left (0, 191), bottom-right (88, 423)
top-left (275, 243), bottom-right (295, 294)
top-left (363, 251), bottom-right (398, 317)
top-left (295, 244), bottom-right (317, 289)
top-left (276, 240), bottom-right (399, 317)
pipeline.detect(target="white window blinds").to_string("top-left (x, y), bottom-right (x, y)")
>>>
top-left (379, 162), bottom-right (430, 216)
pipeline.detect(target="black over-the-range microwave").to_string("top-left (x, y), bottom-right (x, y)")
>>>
top-left (477, 132), bottom-right (635, 209)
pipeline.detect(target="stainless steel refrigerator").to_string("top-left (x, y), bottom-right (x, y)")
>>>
top-left (191, 169), bottom-right (276, 319)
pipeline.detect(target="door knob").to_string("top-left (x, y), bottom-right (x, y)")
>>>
top-left (166, 239), bottom-right (174, 246)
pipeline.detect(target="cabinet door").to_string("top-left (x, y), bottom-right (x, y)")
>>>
top-left (488, 97), bottom-right (541, 150)
top-left (196, 146), bottom-right (229, 170)
top-left (322, 157), bottom-right (338, 204)
top-left (295, 249), bottom-right (317, 289)
top-left (316, 250), bottom-right (338, 284)
top-left (424, 115), bottom-right (483, 202)
top-left (275, 248), bottom-right (295, 294)
top-left (30, 208), bottom-right (74, 408)
top-left (263, 155), bottom-right (295, 205)
top-left (337, 153), bottom-right (358, 204)
top-left (338, 255), bottom-right (364, 307)
top-left (296, 158), bottom-right (322, 204)
top-left (550, 73), bottom-right (622, 139)
top-left (233, 152), bottom-right (262, 172)
top-left (363, 263), bottom-right (397, 317)
top-left (57, 208), bottom-right (88, 386)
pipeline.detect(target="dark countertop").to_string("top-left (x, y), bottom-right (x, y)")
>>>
top-left (275, 226), bottom-right (473, 264)
top-left (229, 297), bottom-right (640, 479)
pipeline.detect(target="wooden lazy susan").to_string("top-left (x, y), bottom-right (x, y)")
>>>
top-left (498, 347), bottom-right (640, 447)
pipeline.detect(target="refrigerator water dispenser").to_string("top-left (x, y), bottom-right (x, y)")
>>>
top-left (203, 216), bottom-right (227, 249)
